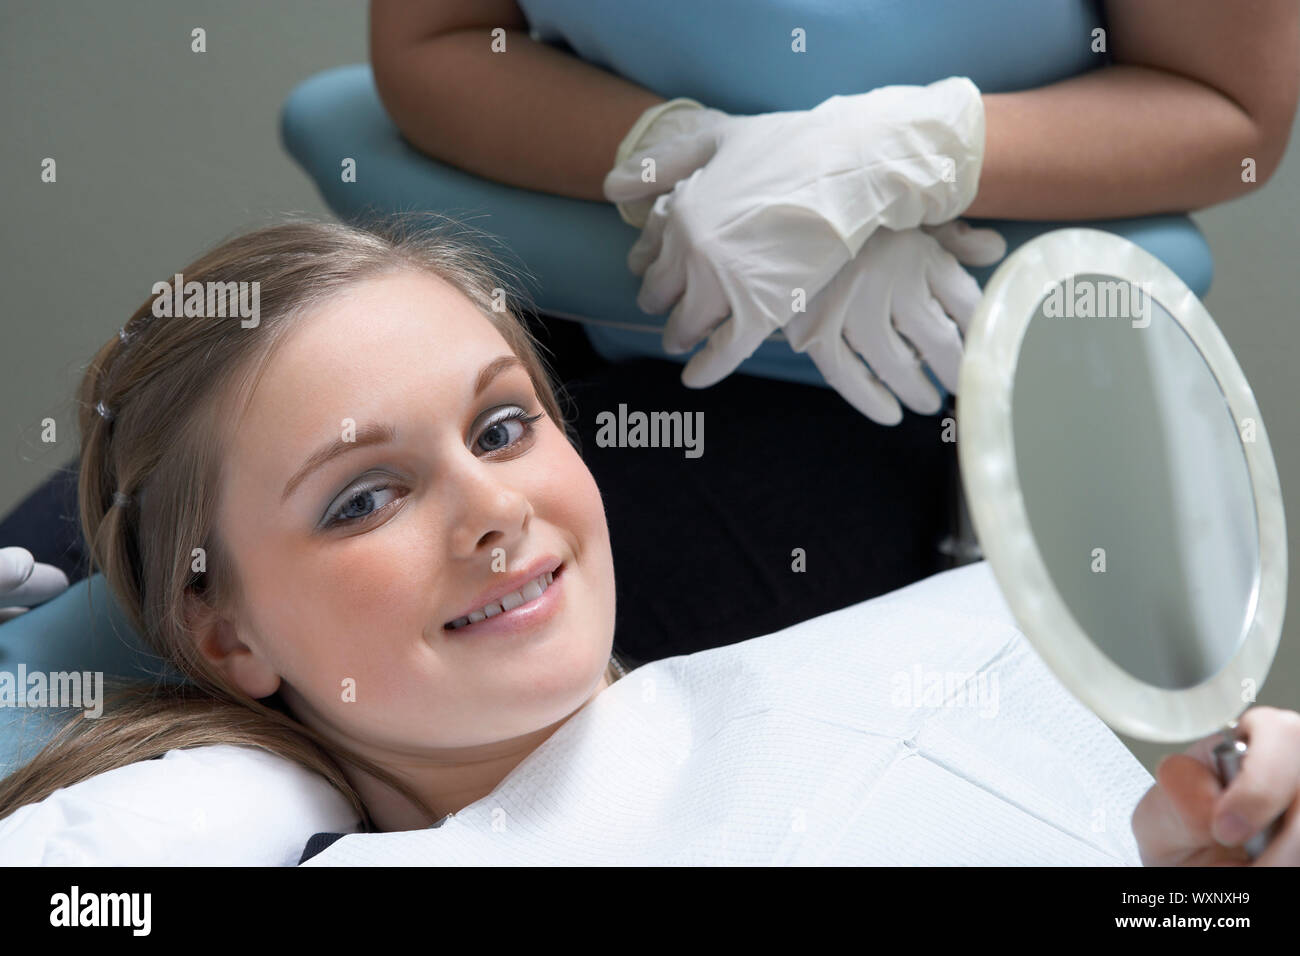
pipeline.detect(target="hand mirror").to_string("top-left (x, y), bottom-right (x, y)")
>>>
top-left (957, 228), bottom-right (1287, 858)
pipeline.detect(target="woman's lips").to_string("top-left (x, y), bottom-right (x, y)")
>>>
top-left (444, 554), bottom-right (562, 625)
top-left (443, 563), bottom-right (565, 638)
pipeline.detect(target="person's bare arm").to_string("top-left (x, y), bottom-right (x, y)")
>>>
top-left (373, 1), bottom-right (1298, 219)
top-left (966, 0), bottom-right (1300, 219)
top-left (369, 0), bottom-right (663, 201)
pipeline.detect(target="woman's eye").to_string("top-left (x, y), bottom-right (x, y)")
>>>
top-left (321, 407), bottom-right (542, 530)
top-left (324, 483), bottom-right (400, 528)
top-left (475, 407), bottom-right (543, 454)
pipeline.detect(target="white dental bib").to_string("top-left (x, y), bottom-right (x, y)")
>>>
top-left (304, 561), bottom-right (1152, 866)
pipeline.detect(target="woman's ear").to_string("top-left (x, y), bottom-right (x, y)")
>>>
top-left (182, 588), bottom-right (282, 699)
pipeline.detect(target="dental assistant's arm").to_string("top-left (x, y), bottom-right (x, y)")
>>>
top-left (966, 0), bottom-right (1300, 219)
top-left (371, 0), bottom-right (1299, 217)
top-left (369, 0), bottom-right (662, 202)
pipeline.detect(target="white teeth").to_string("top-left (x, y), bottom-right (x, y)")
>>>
top-left (448, 571), bottom-right (556, 630)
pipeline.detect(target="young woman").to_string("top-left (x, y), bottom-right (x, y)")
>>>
top-left (0, 216), bottom-right (1296, 865)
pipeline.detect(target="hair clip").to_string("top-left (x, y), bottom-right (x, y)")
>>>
top-left (95, 400), bottom-right (115, 422)
top-left (119, 314), bottom-right (152, 342)
top-left (112, 491), bottom-right (131, 508)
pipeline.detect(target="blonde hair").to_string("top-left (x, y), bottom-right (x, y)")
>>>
top-left (0, 214), bottom-right (627, 827)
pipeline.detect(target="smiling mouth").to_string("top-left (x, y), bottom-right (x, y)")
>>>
top-left (444, 563), bottom-right (563, 631)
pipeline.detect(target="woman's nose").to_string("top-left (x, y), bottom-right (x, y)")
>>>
top-left (444, 458), bottom-right (533, 559)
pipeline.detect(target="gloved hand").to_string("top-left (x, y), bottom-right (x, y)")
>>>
top-left (783, 221), bottom-right (1006, 426)
top-left (0, 546), bottom-right (70, 623)
top-left (603, 78), bottom-right (987, 388)
top-left (605, 97), bottom-right (733, 229)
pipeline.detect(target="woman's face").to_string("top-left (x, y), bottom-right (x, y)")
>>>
top-left (208, 269), bottom-right (617, 757)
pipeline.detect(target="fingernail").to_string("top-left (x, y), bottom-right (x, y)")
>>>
top-left (1213, 811), bottom-right (1252, 846)
top-left (0, 548), bottom-right (25, 580)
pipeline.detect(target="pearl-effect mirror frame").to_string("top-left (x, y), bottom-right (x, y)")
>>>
top-left (957, 228), bottom-right (1286, 743)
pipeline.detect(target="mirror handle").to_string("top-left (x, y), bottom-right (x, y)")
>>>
top-left (1212, 722), bottom-right (1283, 861)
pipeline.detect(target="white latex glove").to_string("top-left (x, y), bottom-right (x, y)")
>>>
top-left (0, 546), bottom-right (70, 623)
top-left (603, 78), bottom-right (987, 388)
top-left (784, 222), bottom-right (1007, 426)
top-left (605, 97), bottom-right (732, 229)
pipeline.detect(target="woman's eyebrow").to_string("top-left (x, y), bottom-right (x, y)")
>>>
top-left (473, 354), bottom-right (525, 398)
top-left (281, 421), bottom-right (398, 503)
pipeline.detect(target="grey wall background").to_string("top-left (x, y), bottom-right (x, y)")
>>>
top-left (1, 1), bottom-right (1296, 774)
